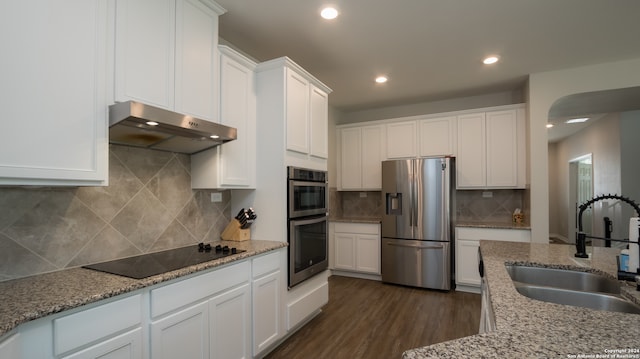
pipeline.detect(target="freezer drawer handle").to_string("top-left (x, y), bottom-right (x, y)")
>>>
top-left (385, 242), bottom-right (445, 250)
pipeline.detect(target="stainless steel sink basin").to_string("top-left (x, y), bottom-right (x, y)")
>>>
top-left (514, 284), bottom-right (640, 314)
top-left (505, 265), bottom-right (620, 294)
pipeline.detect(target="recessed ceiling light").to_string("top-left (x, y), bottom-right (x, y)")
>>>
top-left (546, 123), bottom-right (554, 128)
top-left (210, 135), bottom-right (220, 139)
top-left (146, 121), bottom-right (159, 126)
top-left (483, 56), bottom-right (499, 65)
top-left (320, 7), bottom-right (338, 20)
top-left (375, 76), bottom-right (388, 84)
top-left (565, 118), bottom-right (589, 124)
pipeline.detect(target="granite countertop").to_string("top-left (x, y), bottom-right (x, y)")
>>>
top-left (403, 241), bottom-right (640, 358)
top-left (456, 220), bottom-right (531, 230)
top-left (0, 239), bottom-right (287, 338)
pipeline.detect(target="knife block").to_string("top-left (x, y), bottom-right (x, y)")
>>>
top-left (221, 219), bottom-right (250, 241)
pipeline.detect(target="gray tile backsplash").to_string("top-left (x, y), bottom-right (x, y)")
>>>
top-left (455, 189), bottom-right (525, 223)
top-left (330, 188), bottom-right (525, 223)
top-left (0, 145), bottom-right (230, 282)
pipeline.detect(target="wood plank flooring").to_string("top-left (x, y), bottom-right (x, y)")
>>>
top-left (265, 276), bottom-right (481, 359)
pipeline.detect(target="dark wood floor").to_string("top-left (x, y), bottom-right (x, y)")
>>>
top-left (265, 276), bottom-right (481, 359)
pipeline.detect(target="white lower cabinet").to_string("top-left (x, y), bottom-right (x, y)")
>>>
top-left (62, 329), bottom-right (142, 359)
top-left (455, 227), bottom-right (531, 292)
top-left (54, 294), bottom-right (143, 359)
top-left (1, 250), bottom-right (289, 359)
top-left (0, 333), bottom-right (20, 359)
top-left (151, 301), bottom-right (210, 359)
top-left (210, 284), bottom-right (252, 359)
top-left (252, 252), bottom-right (283, 357)
top-left (150, 260), bottom-right (251, 359)
top-left (333, 223), bottom-right (381, 275)
top-left (456, 239), bottom-right (482, 290)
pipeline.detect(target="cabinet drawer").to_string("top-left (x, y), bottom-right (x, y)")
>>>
top-left (252, 251), bottom-right (281, 279)
top-left (334, 222), bottom-right (380, 235)
top-left (151, 261), bottom-right (250, 318)
top-left (53, 294), bottom-right (142, 356)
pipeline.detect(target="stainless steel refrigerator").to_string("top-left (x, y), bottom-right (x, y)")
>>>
top-left (381, 157), bottom-right (454, 290)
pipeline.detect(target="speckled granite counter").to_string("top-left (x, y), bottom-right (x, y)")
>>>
top-left (456, 221), bottom-right (531, 230)
top-left (0, 240), bottom-right (286, 338)
top-left (329, 217), bottom-right (381, 224)
top-left (403, 241), bottom-right (640, 358)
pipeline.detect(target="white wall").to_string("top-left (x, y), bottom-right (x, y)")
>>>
top-left (549, 114), bottom-right (621, 241)
top-left (337, 90), bottom-right (524, 124)
top-left (620, 110), bottom-right (640, 222)
top-left (528, 57), bottom-right (640, 243)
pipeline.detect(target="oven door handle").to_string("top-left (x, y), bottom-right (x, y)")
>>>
top-left (290, 180), bottom-right (328, 188)
top-left (289, 215), bottom-right (328, 226)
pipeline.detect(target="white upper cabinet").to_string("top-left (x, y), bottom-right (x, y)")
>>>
top-left (284, 68), bottom-right (330, 159)
top-left (456, 107), bottom-right (525, 189)
top-left (419, 116), bottom-right (457, 157)
top-left (309, 85), bottom-right (330, 159)
top-left (0, 0), bottom-right (109, 186)
top-left (386, 121), bottom-right (417, 159)
top-left (191, 45), bottom-right (257, 189)
top-left (486, 110), bottom-right (519, 187)
top-left (255, 57), bottom-right (331, 168)
top-left (285, 70), bottom-right (311, 154)
top-left (339, 128), bottom-right (362, 190)
top-left (457, 113), bottom-right (487, 188)
top-left (338, 125), bottom-right (385, 190)
top-left (114, 0), bottom-right (225, 121)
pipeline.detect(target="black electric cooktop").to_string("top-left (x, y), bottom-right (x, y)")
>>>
top-left (83, 243), bottom-right (245, 279)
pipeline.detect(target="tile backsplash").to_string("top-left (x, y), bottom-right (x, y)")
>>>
top-left (330, 188), bottom-right (525, 224)
top-left (0, 145), bottom-right (231, 282)
top-left (330, 188), bottom-right (382, 219)
top-left (455, 189), bottom-right (525, 223)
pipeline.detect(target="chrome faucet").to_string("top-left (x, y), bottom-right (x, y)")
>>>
top-left (574, 194), bottom-right (640, 288)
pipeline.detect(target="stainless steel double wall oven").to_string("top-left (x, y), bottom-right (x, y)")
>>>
top-left (287, 167), bottom-right (328, 288)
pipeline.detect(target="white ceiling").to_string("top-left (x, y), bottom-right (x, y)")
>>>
top-left (214, 0), bottom-right (640, 113)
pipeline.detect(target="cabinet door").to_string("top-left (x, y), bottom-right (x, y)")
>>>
top-left (115, 0), bottom-right (175, 108)
top-left (150, 301), bottom-right (209, 359)
top-left (455, 239), bottom-right (481, 287)
top-left (285, 69), bottom-right (310, 154)
top-left (0, 333), bottom-right (20, 359)
top-left (174, 0), bottom-right (219, 121)
top-left (355, 234), bottom-right (381, 274)
top-left (361, 126), bottom-right (384, 190)
top-left (334, 233), bottom-right (356, 270)
top-left (218, 49), bottom-right (256, 187)
top-left (419, 116), bottom-right (457, 157)
top-left (339, 128), bottom-right (362, 190)
top-left (456, 113), bottom-right (486, 188)
top-left (62, 329), bottom-right (142, 359)
top-left (386, 121), bottom-right (417, 159)
top-left (0, 0), bottom-right (108, 185)
top-left (210, 283), bottom-right (251, 359)
top-left (486, 110), bottom-right (518, 187)
top-left (253, 271), bottom-right (281, 356)
top-left (309, 85), bottom-right (329, 159)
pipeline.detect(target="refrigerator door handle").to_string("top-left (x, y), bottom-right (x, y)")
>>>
top-left (384, 242), bottom-right (445, 250)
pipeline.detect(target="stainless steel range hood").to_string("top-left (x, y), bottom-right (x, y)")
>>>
top-left (109, 101), bottom-right (237, 154)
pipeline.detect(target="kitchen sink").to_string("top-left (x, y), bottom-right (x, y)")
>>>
top-left (514, 284), bottom-right (640, 315)
top-left (505, 265), bottom-right (620, 294)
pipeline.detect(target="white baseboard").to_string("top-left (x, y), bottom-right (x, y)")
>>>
top-left (330, 270), bottom-right (381, 281)
top-left (549, 233), bottom-right (570, 243)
